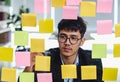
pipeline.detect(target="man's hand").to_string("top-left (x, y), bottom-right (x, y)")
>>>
top-left (23, 52), bottom-right (44, 72)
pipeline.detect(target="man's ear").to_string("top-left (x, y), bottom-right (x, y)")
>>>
top-left (79, 37), bottom-right (86, 46)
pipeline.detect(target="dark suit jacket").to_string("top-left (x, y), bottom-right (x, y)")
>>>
top-left (33, 47), bottom-right (103, 82)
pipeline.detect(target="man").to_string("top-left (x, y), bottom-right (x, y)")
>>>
top-left (22, 16), bottom-right (103, 82)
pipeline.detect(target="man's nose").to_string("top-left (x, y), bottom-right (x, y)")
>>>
top-left (65, 38), bottom-right (71, 45)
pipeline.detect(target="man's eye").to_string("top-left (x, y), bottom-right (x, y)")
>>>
top-left (60, 35), bottom-right (66, 38)
top-left (71, 37), bottom-right (78, 40)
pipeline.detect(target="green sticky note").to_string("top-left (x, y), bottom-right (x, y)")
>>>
top-left (14, 31), bottom-right (29, 46)
top-left (92, 44), bottom-right (107, 58)
top-left (114, 44), bottom-right (120, 57)
top-left (20, 72), bottom-right (34, 82)
top-left (102, 68), bottom-right (118, 81)
top-left (0, 47), bottom-right (13, 62)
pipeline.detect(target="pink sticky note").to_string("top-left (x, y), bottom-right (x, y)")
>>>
top-left (97, 0), bottom-right (113, 13)
top-left (34, 0), bottom-right (50, 14)
top-left (37, 73), bottom-right (52, 82)
top-left (66, 0), bottom-right (81, 5)
top-left (62, 6), bottom-right (78, 19)
top-left (97, 20), bottom-right (112, 34)
top-left (15, 52), bottom-right (30, 66)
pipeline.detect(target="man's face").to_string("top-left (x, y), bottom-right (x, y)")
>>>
top-left (58, 30), bottom-right (85, 58)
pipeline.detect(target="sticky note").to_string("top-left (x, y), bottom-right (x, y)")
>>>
top-left (115, 24), bottom-right (120, 37)
top-left (15, 52), bottom-right (30, 66)
top-left (37, 73), bottom-right (52, 82)
top-left (35, 56), bottom-right (50, 71)
top-left (66, 0), bottom-right (81, 5)
top-left (102, 68), bottom-right (118, 81)
top-left (22, 13), bottom-right (36, 27)
top-left (61, 65), bottom-right (77, 79)
top-left (113, 44), bottom-right (120, 57)
top-left (0, 47), bottom-right (13, 62)
top-left (81, 65), bottom-right (97, 80)
top-left (14, 31), bottom-right (29, 46)
top-left (105, 81), bottom-right (117, 82)
top-left (92, 44), bottom-right (107, 58)
top-left (97, 0), bottom-right (113, 13)
top-left (80, 2), bottom-right (96, 17)
top-left (62, 6), bottom-right (78, 19)
top-left (20, 72), bottom-right (34, 82)
top-left (97, 20), bottom-right (112, 34)
top-left (30, 38), bottom-right (45, 52)
top-left (52, 0), bottom-right (66, 8)
top-left (39, 19), bottom-right (53, 33)
top-left (34, 0), bottom-right (50, 14)
top-left (1, 67), bottom-right (16, 82)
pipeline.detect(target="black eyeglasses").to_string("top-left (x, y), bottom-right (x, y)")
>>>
top-left (58, 34), bottom-right (81, 45)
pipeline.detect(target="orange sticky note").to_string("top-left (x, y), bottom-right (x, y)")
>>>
top-left (30, 38), bottom-right (45, 52)
top-left (20, 72), bottom-right (34, 82)
top-left (35, 56), bottom-right (50, 71)
top-left (0, 47), bottom-right (13, 62)
top-left (61, 65), bottom-right (77, 79)
top-left (22, 13), bottom-right (36, 27)
top-left (113, 44), bottom-right (120, 57)
top-left (81, 65), bottom-right (97, 80)
top-left (80, 1), bottom-right (96, 17)
top-left (115, 24), bottom-right (120, 37)
top-left (1, 67), bottom-right (16, 82)
top-left (39, 19), bottom-right (54, 33)
top-left (52, 0), bottom-right (66, 8)
top-left (102, 68), bottom-right (118, 81)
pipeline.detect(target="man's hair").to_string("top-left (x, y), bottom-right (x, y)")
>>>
top-left (58, 16), bottom-right (87, 38)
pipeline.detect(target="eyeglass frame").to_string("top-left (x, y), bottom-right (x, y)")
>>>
top-left (58, 34), bottom-right (82, 45)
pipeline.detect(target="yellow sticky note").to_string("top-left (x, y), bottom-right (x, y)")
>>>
top-left (1, 67), bottom-right (16, 82)
top-left (115, 24), bottom-right (120, 37)
top-left (35, 56), bottom-right (50, 71)
top-left (80, 1), bottom-right (96, 17)
top-left (114, 44), bottom-right (120, 57)
top-left (102, 68), bottom-right (118, 81)
top-left (105, 81), bottom-right (117, 82)
top-left (22, 13), bottom-right (36, 27)
top-left (39, 19), bottom-right (54, 33)
top-left (20, 72), bottom-right (34, 82)
top-left (52, 0), bottom-right (66, 8)
top-left (14, 31), bottom-right (29, 46)
top-left (81, 65), bottom-right (97, 80)
top-left (0, 47), bottom-right (13, 62)
top-left (61, 65), bottom-right (77, 79)
top-left (30, 38), bottom-right (45, 52)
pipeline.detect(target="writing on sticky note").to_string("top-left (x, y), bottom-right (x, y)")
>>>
top-left (20, 72), bottom-right (34, 82)
top-left (61, 65), bottom-right (77, 79)
top-left (62, 6), bottom-right (78, 20)
top-left (37, 73), bottom-right (52, 82)
top-left (1, 67), bottom-right (16, 82)
top-left (81, 65), bottom-right (97, 80)
top-left (0, 47), bottom-right (13, 62)
top-left (22, 13), bottom-right (36, 27)
top-left (113, 44), bottom-right (120, 57)
top-left (97, 0), bottom-right (113, 13)
top-left (102, 68), bottom-right (118, 81)
top-left (52, 0), bottom-right (66, 8)
top-left (31, 38), bottom-right (45, 52)
top-left (14, 31), bottom-right (29, 46)
top-left (92, 44), bottom-right (107, 58)
top-left (97, 20), bottom-right (112, 34)
top-left (35, 56), bottom-right (50, 71)
top-left (66, 0), bottom-right (81, 5)
top-left (39, 19), bottom-right (53, 33)
top-left (80, 1), bottom-right (96, 17)
top-left (34, 0), bottom-right (50, 14)
top-left (15, 52), bottom-right (30, 66)
top-left (115, 24), bottom-right (120, 37)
